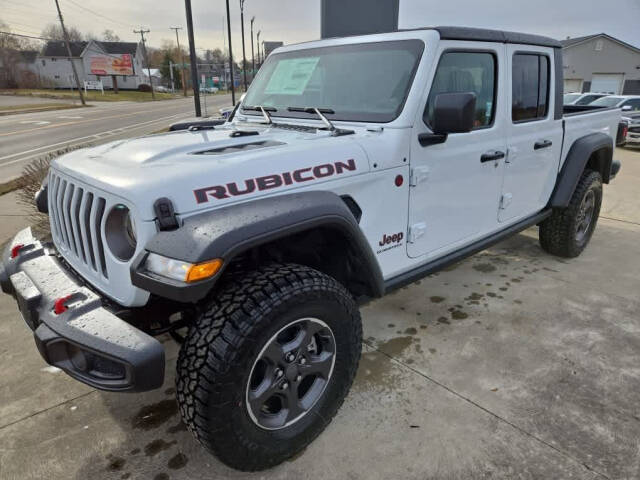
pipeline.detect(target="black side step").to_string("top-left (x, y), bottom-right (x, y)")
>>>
top-left (384, 210), bottom-right (551, 293)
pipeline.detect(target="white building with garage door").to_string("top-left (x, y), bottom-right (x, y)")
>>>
top-left (561, 33), bottom-right (640, 95)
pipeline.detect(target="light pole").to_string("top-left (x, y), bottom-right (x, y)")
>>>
top-left (250, 16), bottom-right (255, 82)
top-left (225, 0), bottom-right (236, 104)
top-left (184, 0), bottom-right (201, 116)
top-left (256, 30), bottom-right (261, 66)
top-left (239, 0), bottom-right (248, 91)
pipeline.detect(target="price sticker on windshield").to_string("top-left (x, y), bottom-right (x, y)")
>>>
top-left (264, 57), bottom-right (320, 95)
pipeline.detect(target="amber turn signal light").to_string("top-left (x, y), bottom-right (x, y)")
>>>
top-left (185, 259), bottom-right (223, 283)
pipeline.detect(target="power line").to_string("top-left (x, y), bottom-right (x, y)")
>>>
top-left (62, 0), bottom-right (135, 29)
top-left (0, 31), bottom-right (48, 41)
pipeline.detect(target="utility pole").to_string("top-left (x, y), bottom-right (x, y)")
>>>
top-left (170, 26), bottom-right (188, 97)
top-left (134, 28), bottom-right (156, 100)
top-left (54, 0), bottom-right (85, 105)
top-left (239, 0), bottom-right (247, 91)
top-left (250, 16), bottom-right (255, 82)
top-left (184, 0), bottom-right (201, 116)
top-left (256, 30), bottom-right (261, 66)
top-left (225, 0), bottom-right (236, 105)
top-left (169, 61), bottom-right (175, 92)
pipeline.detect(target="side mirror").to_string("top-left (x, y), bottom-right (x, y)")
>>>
top-left (431, 92), bottom-right (477, 134)
top-left (621, 105), bottom-right (632, 112)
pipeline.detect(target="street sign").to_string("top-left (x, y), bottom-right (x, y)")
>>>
top-left (84, 80), bottom-right (104, 94)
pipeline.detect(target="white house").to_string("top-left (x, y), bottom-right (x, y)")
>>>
top-left (38, 40), bottom-right (150, 90)
top-left (141, 68), bottom-right (162, 87)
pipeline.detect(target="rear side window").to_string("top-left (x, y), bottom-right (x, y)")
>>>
top-left (622, 99), bottom-right (640, 111)
top-left (512, 53), bottom-right (550, 122)
top-left (425, 51), bottom-right (496, 129)
top-left (575, 94), bottom-right (600, 106)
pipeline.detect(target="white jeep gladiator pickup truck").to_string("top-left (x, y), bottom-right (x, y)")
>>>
top-left (1, 27), bottom-right (622, 471)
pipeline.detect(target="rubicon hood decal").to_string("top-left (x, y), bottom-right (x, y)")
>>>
top-left (194, 159), bottom-right (356, 204)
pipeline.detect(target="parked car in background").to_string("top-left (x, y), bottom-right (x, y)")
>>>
top-left (589, 95), bottom-right (640, 112)
top-left (200, 86), bottom-right (219, 94)
top-left (621, 112), bottom-right (640, 147)
top-left (563, 92), bottom-right (609, 105)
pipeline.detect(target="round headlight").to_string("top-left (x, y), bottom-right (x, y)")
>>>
top-left (105, 205), bottom-right (137, 261)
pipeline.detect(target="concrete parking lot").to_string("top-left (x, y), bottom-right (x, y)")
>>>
top-left (0, 147), bottom-right (638, 480)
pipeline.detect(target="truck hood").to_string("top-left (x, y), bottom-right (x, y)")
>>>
top-left (52, 123), bottom-right (371, 220)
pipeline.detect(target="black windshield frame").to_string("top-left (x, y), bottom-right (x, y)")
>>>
top-left (240, 40), bottom-right (425, 123)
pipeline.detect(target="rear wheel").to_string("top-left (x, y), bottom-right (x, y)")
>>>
top-left (176, 263), bottom-right (361, 471)
top-left (539, 169), bottom-right (602, 258)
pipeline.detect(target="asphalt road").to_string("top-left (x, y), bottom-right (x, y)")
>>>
top-left (0, 94), bottom-right (232, 181)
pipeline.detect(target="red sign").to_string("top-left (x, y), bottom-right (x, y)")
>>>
top-left (90, 54), bottom-right (134, 76)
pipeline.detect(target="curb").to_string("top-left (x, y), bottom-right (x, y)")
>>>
top-left (0, 177), bottom-right (21, 196)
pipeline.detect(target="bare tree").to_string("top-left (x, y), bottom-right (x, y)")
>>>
top-left (1, 21), bottom-right (38, 87)
top-left (101, 29), bottom-right (121, 42)
top-left (41, 23), bottom-right (84, 42)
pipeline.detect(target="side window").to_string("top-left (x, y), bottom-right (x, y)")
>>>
top-left (512, 53), bottom-right (550, 122)
top-left (623, 99), bottom-right (640, 111)
top-left (425, 51), bottom-right (496, 129)
top-left (576, 94), bottom-right (597, 106)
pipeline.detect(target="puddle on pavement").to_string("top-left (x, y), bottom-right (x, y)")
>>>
top-left (144, 439), bottom-right (177, 457)
top-left (168, 452), bottom-right (188, 470)
top-left (131, 399), bottom-right (178, 430)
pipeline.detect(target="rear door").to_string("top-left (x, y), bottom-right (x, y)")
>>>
top-left (407, 43), bottom-right (507, 258)
top-left (498, 45), bottom-right (563, 223)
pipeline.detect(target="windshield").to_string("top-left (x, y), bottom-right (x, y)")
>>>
top-left (242, 40), bottom-right (425, 123)
top-left (575, 94), bottom-right (605, 105)
top-left (563, 93), bottom-right (581, 103)
top-left (590, 96), bottom-right (624, 107)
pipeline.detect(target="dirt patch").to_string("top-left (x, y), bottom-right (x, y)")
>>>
top-left (430, 296), bottom-right (446, 303)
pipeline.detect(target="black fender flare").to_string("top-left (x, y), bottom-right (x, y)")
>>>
top-left (131, 191), bottom-right (383, 303)
top-left (549, 132), bottom-right (613, 208)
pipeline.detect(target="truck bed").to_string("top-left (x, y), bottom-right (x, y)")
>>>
top-left (560, 106), bottom-right (621, 170)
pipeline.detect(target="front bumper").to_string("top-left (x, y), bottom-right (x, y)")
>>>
top-left (0, 228), bottom-right (164, 392)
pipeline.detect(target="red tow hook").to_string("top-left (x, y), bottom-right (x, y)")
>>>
top-left (10, 244), bottom-right (25, 259)
top-left (53, 295), bottom-right (74, 315)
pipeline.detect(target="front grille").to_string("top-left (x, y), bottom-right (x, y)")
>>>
top-left (48, 172), bottom-right (109, 279)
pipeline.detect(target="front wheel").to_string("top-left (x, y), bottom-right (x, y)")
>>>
top-left (176, 263), bottom-right (362, 471)
top-left (539, 169), bottom-right (603, 258)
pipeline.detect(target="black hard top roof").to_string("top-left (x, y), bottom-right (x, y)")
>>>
top-left (401, 26), bottom-right (561, 48)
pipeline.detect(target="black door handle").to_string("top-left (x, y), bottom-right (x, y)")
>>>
top-left (534, 140), bottom-right (552, 150)
top-left (480, 150), bottom-right (505, 162)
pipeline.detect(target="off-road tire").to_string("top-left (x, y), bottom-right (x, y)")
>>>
top-left (539, 169), bottom-right (602, 258)
top-left (176, 263), bottom-right (362, 471)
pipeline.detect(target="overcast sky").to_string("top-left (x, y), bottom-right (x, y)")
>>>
top-left (2, 0), bottom-right (639, 58)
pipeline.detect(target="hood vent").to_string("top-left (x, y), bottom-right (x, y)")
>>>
top-left (193, 140), bottom-right (286, 156)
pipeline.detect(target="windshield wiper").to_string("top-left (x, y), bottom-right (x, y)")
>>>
top-left (242, 105), bottom-right (276, 124)
top-left (286, 107), bottom-right (355, 137)
top-left (287, 107), bottom-right (336, 132)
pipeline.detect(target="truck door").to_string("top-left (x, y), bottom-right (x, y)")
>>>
top-left (407, 44), bottom-right (507, 259)
top-left (499, 45), bottom-right (563, 223)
